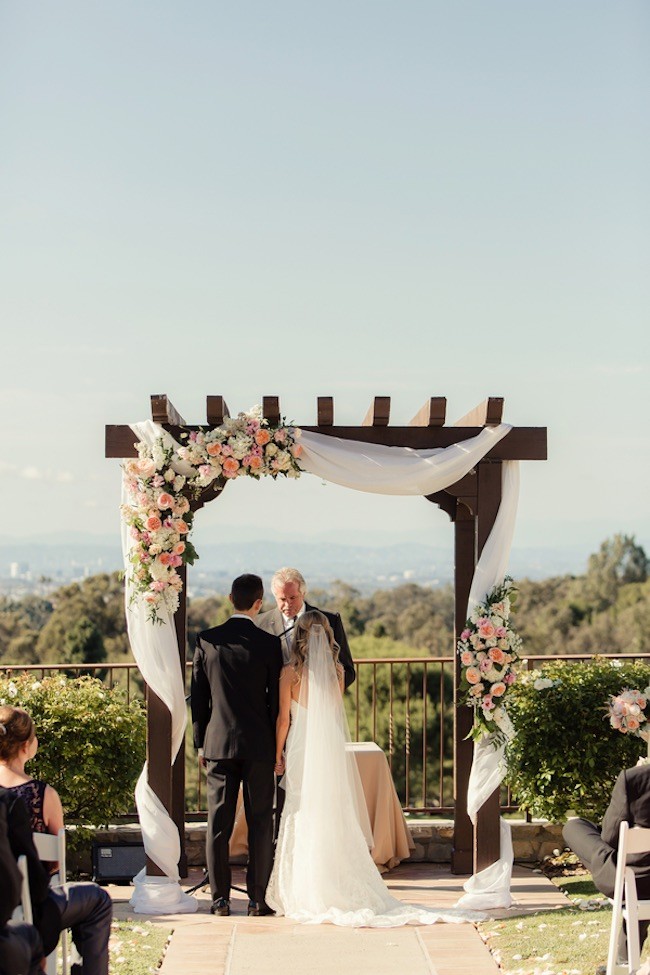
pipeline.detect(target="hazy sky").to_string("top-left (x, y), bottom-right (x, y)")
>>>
top-left (1, 1), bottom-right (648, 558)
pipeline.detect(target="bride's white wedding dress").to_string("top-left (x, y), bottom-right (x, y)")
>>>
top-left (265, 626), bottom-right (486, 927)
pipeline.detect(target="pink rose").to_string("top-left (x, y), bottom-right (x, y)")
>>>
top-left (479, 658), bottom-right (492, 672)
top-left (274, 428), bottom-right (287, 443)
top-left (198, 465), bottom-right (213, 478)
top-left (496, 626), bottom-right (507, 638)
top-left (145, 515), bottom-right (162, 532)
top-left (504, 672), bottom-right (516, 685)
top-left (460, 629), bottom-right (471, 642)
top-left (482, 695), bottom-right (495, 711)
top-left (221, 444), bottom-right (233, 456)
top-left (150, 580), bottom-right (166, 592)
top-left (466, 667), bottom-right (481, 685)
top-left (169, 554), bottom-right (183, 568)
top-left (157, 492), bottom-right (174, 510)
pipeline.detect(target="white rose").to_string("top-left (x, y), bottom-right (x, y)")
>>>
top-left (265, 443), bottom-right (279, 457)
top-left (533, 677), bottom-right (554, 690)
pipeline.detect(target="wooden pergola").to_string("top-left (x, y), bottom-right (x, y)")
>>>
top-left (106, 393), bottom-right (547, 876)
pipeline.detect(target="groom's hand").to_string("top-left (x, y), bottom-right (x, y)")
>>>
top-left (274, 759), bottom-right (285, 775)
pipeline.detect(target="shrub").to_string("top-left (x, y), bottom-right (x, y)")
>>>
top-left (0, 674), bottom-right (145, 826)
top-left (505, 657), bottom-right (650, 822)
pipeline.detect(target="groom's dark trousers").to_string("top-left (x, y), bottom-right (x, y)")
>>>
top-left (563, 764), bottom-right (650, 960)
top-left (191, 616), bottom-right (282, 907)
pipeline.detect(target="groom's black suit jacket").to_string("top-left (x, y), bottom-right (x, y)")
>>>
top-left (256, 602), bottom-right (356, 690)
top-left (191, 616), bottom-right (282, 763)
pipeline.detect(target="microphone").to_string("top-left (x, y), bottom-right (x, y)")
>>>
top-left (279, 617), bottom-right (298, 639)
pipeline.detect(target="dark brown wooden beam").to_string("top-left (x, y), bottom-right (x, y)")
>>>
top-left (317, 396), bottom-right (334, 426)
top-left (262, 396), bottom-right (280, 426)
top-left (409, 397), bottom-right (447, 427)
top-left (362, 397), bottom-right (391, 426)
top-left (206, 396), bottom-right (230, 426)
top-left (106, 424), bottom-right (547, 460)
top-left (150, 394), bottom-right (186, 427)
top-left (455, 397), bottom-right (504, 427)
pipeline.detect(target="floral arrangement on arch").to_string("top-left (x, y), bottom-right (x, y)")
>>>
top-left (608, 687), bottom-right (650, 762)
top-left (457, 577), bottom-right (522, 745)
top-left (121, 406), bottom-right (303, 623)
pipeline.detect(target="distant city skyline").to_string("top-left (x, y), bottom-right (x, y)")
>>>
top-left (1, 1), bottom-right (648, 558)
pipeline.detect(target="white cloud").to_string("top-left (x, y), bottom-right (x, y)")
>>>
top-left (19, 466), bottom-right (74, 483)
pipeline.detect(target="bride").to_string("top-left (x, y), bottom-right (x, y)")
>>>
top-left (265, 610), bottom-right (485, 927)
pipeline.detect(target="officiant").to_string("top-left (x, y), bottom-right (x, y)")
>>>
top-left (257, 567), bottom-right (356, 689)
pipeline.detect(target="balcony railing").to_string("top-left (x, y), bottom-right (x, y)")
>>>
top-left (4, 652), bottom-right (649, 816)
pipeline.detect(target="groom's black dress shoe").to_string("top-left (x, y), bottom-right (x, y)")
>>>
top-left (247, 900), bottom-right (274, 916)
top-left (210, 898), bottom-right (230, 916)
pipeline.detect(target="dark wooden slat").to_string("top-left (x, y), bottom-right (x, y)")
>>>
top-left (409, 397), bottom-right (447, 427)
top-left (454, 397), bottom-right (504, 427)
top-left (317, 396), bottom-right (334, 426)
top-left (262, 396), bottom-right (280, 426)
top-left (106, 424), bottom-right (547, 459)
top-left (150, 394), bottom-right (186, 426)
top-left (172, 564), bottom-right (188, 877)
top-left (206, 396), bottom-right (230, 425)
top-left (145, 686), bottom-right (172, 877)
top-left (362, 397), bottom-right (391, 426)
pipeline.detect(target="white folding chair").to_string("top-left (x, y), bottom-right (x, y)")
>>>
top-left (607, 822), bottom-right (650, 975)
top-left (12, 854), bottom-right (33, 924)
top-left (33, 829), bottom-right (69, 975)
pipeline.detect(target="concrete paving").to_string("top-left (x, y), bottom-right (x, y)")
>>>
top-left (108, 863), bottom-right (568, 975)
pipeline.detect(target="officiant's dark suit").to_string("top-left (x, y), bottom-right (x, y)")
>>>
top-left (191, 574), bottom-right (282, 916)
top-left (564, 763), bottom-right (650, 959)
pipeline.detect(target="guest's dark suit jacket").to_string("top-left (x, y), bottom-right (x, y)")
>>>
top-left (600, 764), bottom-right (650, 890)
top-left (256, 602), bottom-right (356, 689)
top-left (0, 800), bottom-right (22, 926)
top-left (0, 789), bottom-right (59, 953)
top-left (191, 616), bottom-right (282, 762)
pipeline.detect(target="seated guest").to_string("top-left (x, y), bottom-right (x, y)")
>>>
top-left (0, 797), bottom-right (44, 975)
top-left (563, 762), bottom-right (650, 962)
top-left (0, 705), bottom-right (112, 975)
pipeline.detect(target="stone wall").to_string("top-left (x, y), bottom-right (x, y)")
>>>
top-left (75, 819), bottom-right (567, 875)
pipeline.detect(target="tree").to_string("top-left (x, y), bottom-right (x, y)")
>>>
top-left (583, 535), bottom-right (649, 611)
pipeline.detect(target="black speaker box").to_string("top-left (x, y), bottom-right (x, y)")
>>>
top-left (91, 842), bottom-right (147, 885)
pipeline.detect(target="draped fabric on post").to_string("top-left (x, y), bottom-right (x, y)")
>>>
top-left (120, 419), bottom-right (518, 913)
top-left (122, 421), bottom-right (198, 914)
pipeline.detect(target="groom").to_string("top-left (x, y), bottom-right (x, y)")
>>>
top-left (191, 573), bottom-right (282, 917)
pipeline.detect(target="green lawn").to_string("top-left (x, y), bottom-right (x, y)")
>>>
top-left (477, 872), bottom-right (649, 975)
top-left (109, 920), bottom-right (171, 975)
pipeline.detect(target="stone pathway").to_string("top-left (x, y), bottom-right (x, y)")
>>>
top-left (109, 863), bottom-right (567, 975)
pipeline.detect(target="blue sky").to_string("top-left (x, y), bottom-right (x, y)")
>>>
top-left (1, 1), bottom-right (648, 558)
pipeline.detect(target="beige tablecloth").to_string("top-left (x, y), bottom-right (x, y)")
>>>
top-left (228, 741), bottom-right (414, 872)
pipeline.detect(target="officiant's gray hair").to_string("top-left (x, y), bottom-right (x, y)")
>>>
top-left (271, 567), bottom-right (307, 595)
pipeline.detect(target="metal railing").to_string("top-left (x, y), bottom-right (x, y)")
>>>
top-left (3, 652), bottom-right (650, 816)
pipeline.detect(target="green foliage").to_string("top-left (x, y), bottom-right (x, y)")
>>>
top-left (505, 657), bottom-right (650, 822)
top-left (0, 673), bottom-right (145, 826)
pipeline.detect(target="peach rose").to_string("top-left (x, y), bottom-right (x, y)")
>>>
top-left (158, 552), bottom-right (172, 566)
top-left (175, 520), bottom-right (189, 534)
top-left (157, 492), bottom-right (174, 510)
top-left (488, 647), bottom-right (505, 664)
top-left (290, 443), bottom-right (303, 458)
top-left (136, 458), bottom-right (156, 478)
top-left (491, 682), bottom-right (506, 697)
top-left (174, 542), bottom-right (185, 555)
top-left (255, 430), bottom-right (271, 446)
top-left (478, 621), bottom-right (496, 639)
top-left (460, 651), bottom-right (475, 667)
top-left (248, 456), bottom-right (263, 471)
top-left (176, 497), bottom-right (190, 515)
top-left (206, 442), bottom-right (222, 456)
top-left (145, 515), bottom-right (162, 532)
top-left (627, 717), bottom-right (640, 731)
top-left (466, 667), bottom-right (481, 685)
top-left (223, 457), bottom-right (240, 475)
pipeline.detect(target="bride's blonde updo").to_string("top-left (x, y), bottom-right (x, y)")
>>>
top-left (290, 611), bottom-right (340, 672)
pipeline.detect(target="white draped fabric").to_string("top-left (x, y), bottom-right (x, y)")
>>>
top-left (120, 419), bottom-right (519, 913)
top-left (122, 421), bottom-right (198, 914)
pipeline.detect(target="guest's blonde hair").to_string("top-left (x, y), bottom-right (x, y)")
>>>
top-left (290, 611), bottom-right (339, 671)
